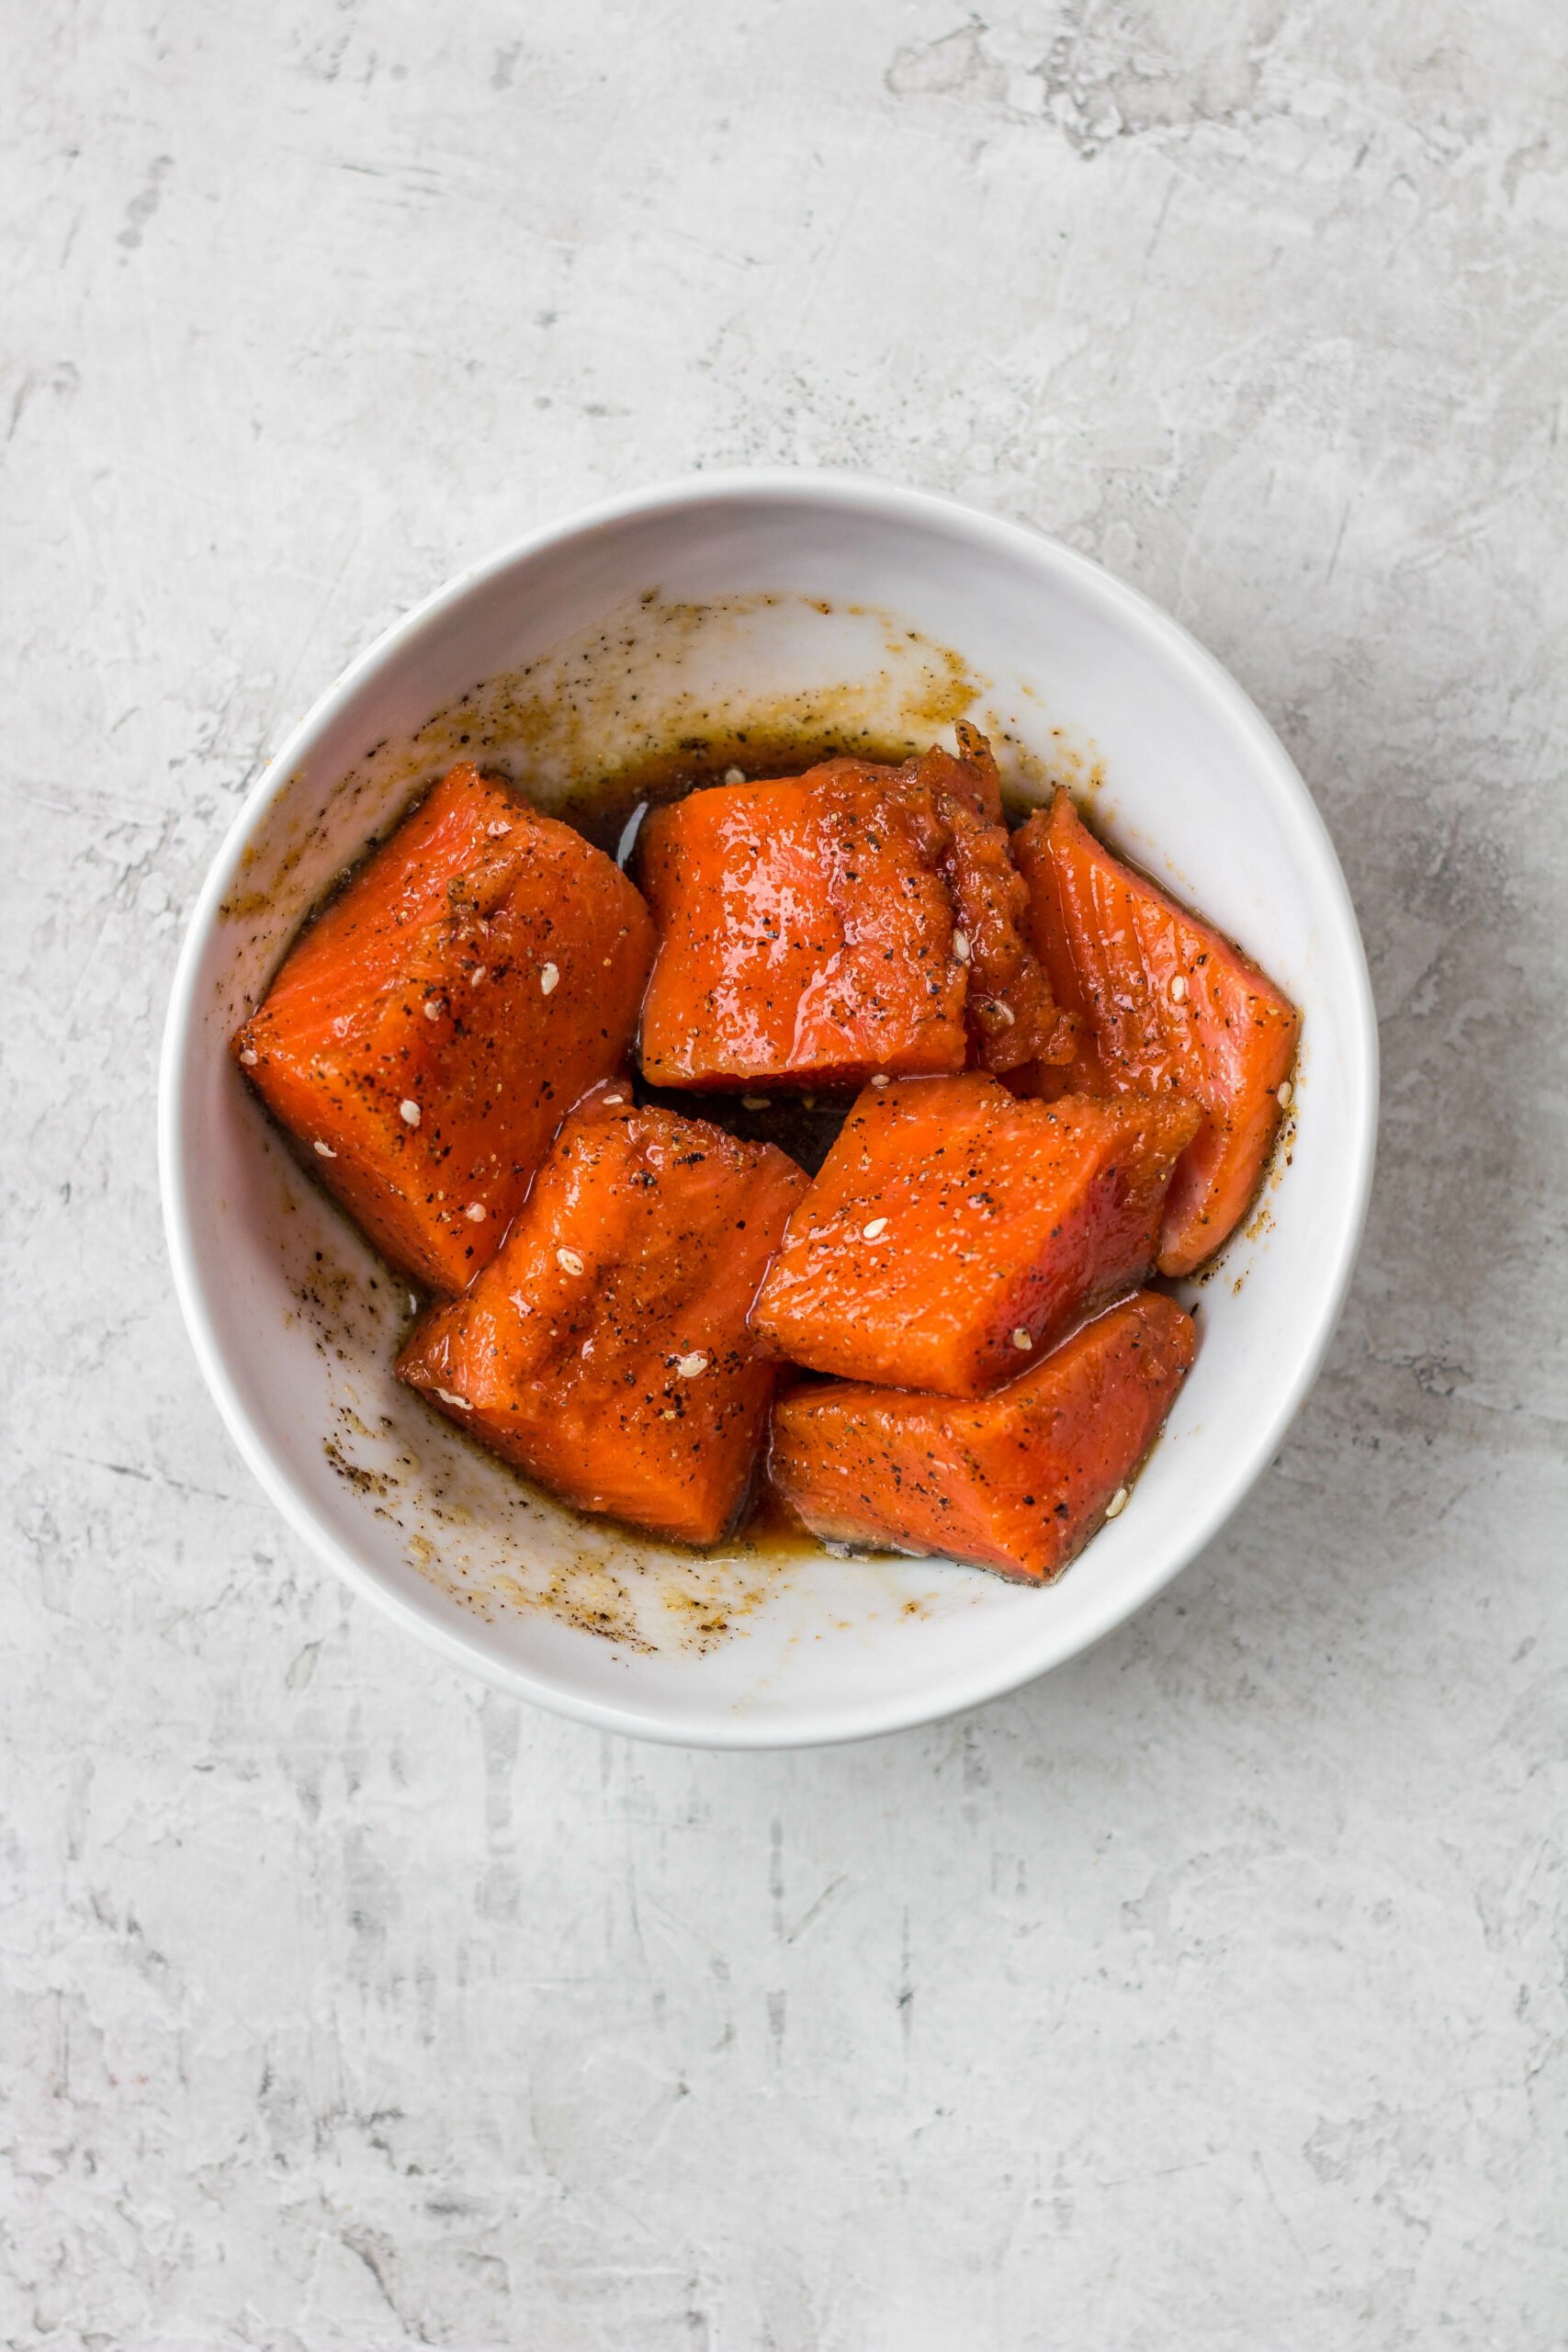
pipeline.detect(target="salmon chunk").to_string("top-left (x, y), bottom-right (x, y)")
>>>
top-left (396, 1089), bottom-right (807, 1545)
top-left (637, 729), bottom-right (1067, 1091)
top-left (750, 1072), bottom-right (1198, 1396)
top-left (768, 1291), bottom-right (1196, 1582)
top-left (233, 763), bottom-right (656, 1292)
top-left (1012, 792), bottom-right (1299, 1276)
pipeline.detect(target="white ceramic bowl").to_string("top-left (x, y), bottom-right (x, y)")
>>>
top-left (161, 473), bottom-right (1377, 1747)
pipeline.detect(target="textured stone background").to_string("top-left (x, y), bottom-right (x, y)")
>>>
top-left (4, 3), bottom-right (1564, 2346)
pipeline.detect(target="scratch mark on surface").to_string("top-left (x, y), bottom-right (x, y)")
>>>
top-left (787, 1874), bottom-right (846, 1944)
top-left (54, 1451), bottom-right (249, 1507)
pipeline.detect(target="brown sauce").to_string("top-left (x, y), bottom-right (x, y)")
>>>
top-left (732, 1481), bottom-right (833, 1563)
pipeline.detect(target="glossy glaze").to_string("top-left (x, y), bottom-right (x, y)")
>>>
top-left (636, 735), bottom-right (1063, 1091)
top-left (769, 1290), bottom-right (1197, 1581)
top-left (1015, 790), bottom-right (1299, 1276)
top-left (752, 1072), bottom-right (1199, 1396)
top-left (234, 763), bottom-right (654, 1291)
top-left (397, 1086), bottom-right (807, 1545)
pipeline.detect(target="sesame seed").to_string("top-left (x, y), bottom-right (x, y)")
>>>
top-left (423, 996), bottom-right (444, 1021)
top-left (952, 931), bottom-right (971, 964)
top-left (1170, 975), bottom-right (1189, 1003)
top-left (239, 1046), bottom-right (258, 1066)
top-left (724, 766), bottom-right (746, 785)
top-left (1276, 1079), bottom-right (1294, 1109)
top-left (660, 1408), bottom-right (678, 1420)
top-left (556, 1248), bottom-right (584, 1276)
top-left (870, 1074), bottom-right (890, 1088)
top-left (469, 967), bottom-right (487, 988)
top-left (408, 1293), bottom-right (420, 1313)
top-left (434, 1388), bottom-right (472, 1412)
top-left (465, 1202), bottom-right (486, 1223)
top-left (741, 1095), bottom-right (769, 1110)
top-left (540, 962), bottom-right (559, 995)
top-left (602, 1092), bottom-right (626, 1106)
top-left (863, 1216), bottom-right (889, 1239)
top-left (1104, 1486), bottom-right (1130, 1520)
top-left (400, 1099), bottom-right (422, 1126)
top-left (1011, 1327), bottom-right (1032, 1351)
top-left (675, 1352), bottom-right (708, 1378)
top-left (313, 1140), bottom-right (336, 1158)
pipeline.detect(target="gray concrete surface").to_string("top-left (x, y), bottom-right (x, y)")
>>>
top-left (4, 4), bottom-right (1564, 2346)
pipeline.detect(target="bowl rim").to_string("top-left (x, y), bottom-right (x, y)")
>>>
top-left (159, 468), bottom-right (1380, 1748)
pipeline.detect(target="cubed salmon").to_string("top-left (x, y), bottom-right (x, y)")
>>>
top-left (1013, 791), bottom-right (1300, 1276)
top-left (396, 1089), bottom-right (808, 1545)
top-left (934, 729), bottom-right (1076, 1077)
top-left (768, 1290), bottom-right (1196, 1582)
top-left (750, 1072), bottom-right (1199, 1396)
top-left (637, 729), bottom-right (1068, 1091)
top-left (233, 763), bottom-right (656, 1292)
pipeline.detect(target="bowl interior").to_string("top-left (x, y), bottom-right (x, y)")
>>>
top-left (164, 481), bottom-right (1374, 1745)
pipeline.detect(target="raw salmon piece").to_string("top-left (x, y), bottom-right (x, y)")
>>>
top-left (768, 1290), bottom-right (1196, 1582)
top-left (911, 722), bottom-right (1006, 824)
top-left (637, 756), bottom-right (965, 1091)
top-left (930, 727), bottom-right (1075, 1076)
top-left (637, 731), bottom-right (1066, 1091)
top-left (396, 1090), bottom-right (808, 1546)
top-left (750, 1072), bottom-right (1198, 1396)
top-left (1013, 791), bottom-right (1300, 1275)
top-left (233, 763), bottom-right (656, 1292)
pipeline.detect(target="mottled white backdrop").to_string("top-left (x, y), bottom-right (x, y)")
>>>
top-left (4, 4), bottom-right (1564, 2346)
